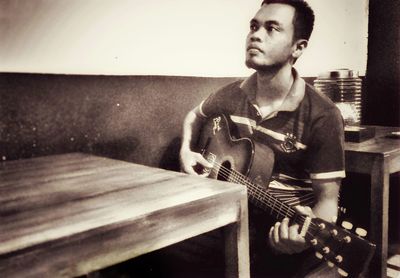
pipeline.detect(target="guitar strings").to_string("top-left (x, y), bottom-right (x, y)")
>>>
top-left (207, 161), bottom-right (299, 218)
top-left (206, 163), bottom-right (345, 271)
top-left (209, 164), bottom-right (320, 237)
top-left (209, 164), bottom-right (320, 238)
top-left (268, 184), bottom-right (315, 205)
top-left (207, 162), bottom-right (320, 235)
top-left (208, 162), bottom-right (293, 214)
top-left (277, 193), bottom-right (315, 207)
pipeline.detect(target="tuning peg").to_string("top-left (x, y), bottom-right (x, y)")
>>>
top-left (335, 255), bottom-right (343, 263)
top-left (355, 227), bottom-right (367, 237)
top-left (343, 236), bottom-right (351, 243)
top-left (315, 252), bottom-right (323, 260)
top-left (310, 238), bottom-right (318, 246)
top-left (318, 223), bottom-right (326, 230)
top-left (341, 221), bottom-right (353, 230)
top-left (337, 268), bottom-right (348, 277)
top-left (322, 247), bottom-right (330, 254)
top-left (330, 229), bottom-right (338, 236)
top-left (327, 261), bottom-right (335, 268)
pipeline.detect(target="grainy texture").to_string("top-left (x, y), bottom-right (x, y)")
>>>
top-left (0, 73), bottom-right (240, 169)
top-left (0, 153), bottom-right (250, 278)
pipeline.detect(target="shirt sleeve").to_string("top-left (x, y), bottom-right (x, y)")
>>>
top-left (198, 82), bottom-right (240, 118)
top-left (306, 107), bottom-right (346, 179)
top-left (198, 91), bottom-right (224, 118)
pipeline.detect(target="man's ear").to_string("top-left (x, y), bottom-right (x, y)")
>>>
top-left (292, 39), bottom-right (308, 59)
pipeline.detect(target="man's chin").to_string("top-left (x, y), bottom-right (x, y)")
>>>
top-left (245, 59), bottom-right (286, 72)
top-left (245, 60), bottom-right (270, 71)
top-left (245, 59), bottom-right (259, 69)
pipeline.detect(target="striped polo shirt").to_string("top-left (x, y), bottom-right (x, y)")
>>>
top-left (198, 69), bottom-right (345, 204)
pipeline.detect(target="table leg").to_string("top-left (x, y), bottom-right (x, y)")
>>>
top-left (369, 156), bottom-right (389, 278)
top-left (223, 197), bottom-right (250, 278)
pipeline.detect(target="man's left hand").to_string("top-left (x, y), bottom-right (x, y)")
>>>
top-left (268, 206), bottom-right (315, 254)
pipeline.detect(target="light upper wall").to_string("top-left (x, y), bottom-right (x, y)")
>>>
top-left (0, 0), bottom-right (368, 77)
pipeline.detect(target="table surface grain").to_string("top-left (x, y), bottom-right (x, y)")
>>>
top-left (0, 153), bottom-right (248, 277)
top-left (345, 125), bottom-right (400, 155)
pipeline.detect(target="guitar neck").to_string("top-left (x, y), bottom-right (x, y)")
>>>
top-left (248, 181), bottom-right (325, 245)
top-left (228, 169), bottom-right (310, 229)
top-left (248, 185), bottom-right (296, 221)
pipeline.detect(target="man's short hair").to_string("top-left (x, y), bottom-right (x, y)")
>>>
top-left (261, 0), bottom-right (315, 42)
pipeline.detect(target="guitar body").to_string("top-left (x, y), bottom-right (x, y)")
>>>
top-left (196, 114), bottom-right (274, 188)
top-left (196, 114), bottom-right (376, 278)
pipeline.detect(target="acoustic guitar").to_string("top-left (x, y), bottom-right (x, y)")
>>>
top-left (195, 114), bottom-right (375, 278)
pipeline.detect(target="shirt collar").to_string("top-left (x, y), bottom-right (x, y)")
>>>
top-left (239, 68), bottom-right (305, 112)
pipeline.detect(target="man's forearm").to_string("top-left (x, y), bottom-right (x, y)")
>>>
top-left (181, 108), bottom-right (205, 152)
top-left (180, 108), bottom-right (211, 175)
top-left (311, 179), bottom-right (340, 222)
top-left (312, 198), bottom-right (338, 222)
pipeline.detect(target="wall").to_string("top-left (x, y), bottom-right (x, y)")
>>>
top-left (364, 0), bottom-right (400, 126)
top-left (0, 73), bottom-right (239, 167)
top-left (0, 0), bottom-right (368, 77)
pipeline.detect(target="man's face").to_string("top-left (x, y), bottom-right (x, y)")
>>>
top-left (245, 3), bottom-right (297, 70)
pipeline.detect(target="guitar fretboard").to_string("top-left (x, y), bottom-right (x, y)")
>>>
top-left (207, 157), bottom-right (312, 233)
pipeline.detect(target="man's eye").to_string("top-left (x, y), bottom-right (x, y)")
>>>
top-left (266, 26), bottom-right (276, 32)
top-left (250, 23), bottom-right (258, 31)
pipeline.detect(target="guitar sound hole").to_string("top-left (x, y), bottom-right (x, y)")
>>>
top-left (217, 161), bottom-right (231, 182)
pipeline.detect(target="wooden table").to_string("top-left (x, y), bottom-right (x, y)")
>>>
top-left (0, 153), bottom-right (250, 278)
top-left (345, 126), bottom-right (400, 278)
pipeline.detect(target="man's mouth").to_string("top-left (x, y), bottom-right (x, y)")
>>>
top-left (247, 45), bottom-right (263, 53)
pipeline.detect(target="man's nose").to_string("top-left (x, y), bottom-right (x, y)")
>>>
top-left (249, 29), bottom-right (264, 42)
top-left (250, 35), bottom-right (261, 42)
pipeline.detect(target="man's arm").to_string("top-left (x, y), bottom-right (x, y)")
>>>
top-left (311, 178), bottom-right (340, 221)
top-left (180, 107), bottom-right (212, 175)
top-left (268, 179), bottom-right (340, 254)
top-left (269, 104), bottom-right (345, 254)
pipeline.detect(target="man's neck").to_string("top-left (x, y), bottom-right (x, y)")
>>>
top-left (256, 63), bottom-right (294, 103)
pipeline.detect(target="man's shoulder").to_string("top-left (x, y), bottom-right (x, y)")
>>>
top-left (303, 82), bottom-right (340, 116)
top-left (207, 79), bottom-right (245, 101)
top-left (200, 79), bottom-right (247, 117)
top-left (215, 79), bottom-right (244, 95)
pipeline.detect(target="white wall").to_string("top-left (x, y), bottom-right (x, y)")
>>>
top-left (0, 0), bottom-right (368, 77)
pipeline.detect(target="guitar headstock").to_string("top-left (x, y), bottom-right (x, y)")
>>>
top-left (307, 217), bottom-right (376, 277)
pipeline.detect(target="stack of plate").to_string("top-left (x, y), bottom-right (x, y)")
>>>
top-left (314, 69), bottom-right (362, 124)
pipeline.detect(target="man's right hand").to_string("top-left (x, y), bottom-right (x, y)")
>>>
top-left (179, 147), bottom-right (213, 176)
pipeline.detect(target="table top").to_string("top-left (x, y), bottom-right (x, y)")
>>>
top-left (345, 125), bottom-right (400, 156)
top-left (0, 153), bottom-right (247, 276)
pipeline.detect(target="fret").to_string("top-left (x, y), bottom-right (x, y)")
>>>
top-left (291, 212), bottom-right (300, 226)
top-left (276, 201), bottom-right (283, 220)
top-left (284, 205), bottom-right (290, 219)
top-left (270, 196), bottom-right (277, 216)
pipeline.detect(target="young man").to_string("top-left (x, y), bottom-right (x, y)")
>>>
top-left (180, 0), bottom-right (345, 276)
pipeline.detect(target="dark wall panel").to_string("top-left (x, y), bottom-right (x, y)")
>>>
top-left (364, 0), bottom-right (400, 127)
top-left (0, 73), bottom-right (239, 169)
